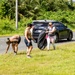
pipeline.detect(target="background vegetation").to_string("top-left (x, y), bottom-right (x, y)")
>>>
top-left (0, 1), bottom-right (75, 75)
top-left (0, 0), bottom-right (75, 35)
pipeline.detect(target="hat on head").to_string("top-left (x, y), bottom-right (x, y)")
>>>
top-left (48, 22), bottom-right (52, 26)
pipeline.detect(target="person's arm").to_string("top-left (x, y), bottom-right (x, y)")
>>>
top-left (46, 30), bottom-right (49, 33)
top-left (5, 44), bottom-right (10, 53)
top-left (31, 35), bottom-right (35, 41)
top-left (30, 27), bottom-right (35, 40)
top-left (45, 28), bottom-right (49, 33)
top-left (30, 26), bottom-right (34, 36)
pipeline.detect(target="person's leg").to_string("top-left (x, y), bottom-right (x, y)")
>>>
top-left (24, 38), bottom-right (33, 58)
top-left (26, 47), bottom-right (28, 54)
top-left (5, 44), bottom-right (10, 53)
top-left (24, 38), bottom-right (29, 55)
top-left (14, 43), bottom-right (18, 54)
top-left (12, 43), bottom-right (15, 53)
top-left (27, 46), bottom-right (33, 57)
top-left (51, 36), bottom-right (55, 50)
top-left (47, 36), bottom-right (50, 50)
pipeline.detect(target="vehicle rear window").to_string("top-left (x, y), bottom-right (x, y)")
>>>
top-left (33, 22), bottom-right (48, 26)
top-left (53, 22), bottom-right (65, 27)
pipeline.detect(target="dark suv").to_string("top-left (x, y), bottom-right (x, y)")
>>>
top-left (32, 20), bottom-right (73, 43)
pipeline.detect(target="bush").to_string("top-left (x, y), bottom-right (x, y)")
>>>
top-left (0, 10), bottom-right (75, 36)
top-left (0, 18), bottom-right (15, 35)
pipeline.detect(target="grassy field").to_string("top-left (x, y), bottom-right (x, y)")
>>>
top-left (0, 42), bottom-right (75, 75)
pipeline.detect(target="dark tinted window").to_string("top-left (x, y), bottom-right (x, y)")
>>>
top-left (33, 22), bottom-right (48, 26)
top-left (53, 22), bottom-right (65, 27)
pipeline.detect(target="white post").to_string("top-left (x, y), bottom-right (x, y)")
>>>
top-left (16, 0), bottom-right (18, 29)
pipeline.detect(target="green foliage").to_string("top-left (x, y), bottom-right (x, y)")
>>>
top-left (0, 0), bottom-right (75, 20)
top-left (0, 10), bottom-right (75, 35)
top-left (0, 0), bottom-right (15, 19)
top-left (0, 0), bottom-right (75, 35)
top-left (0, 18), bottom-right (15, 34)
top-left (0, 17), bottom-right (33, 35)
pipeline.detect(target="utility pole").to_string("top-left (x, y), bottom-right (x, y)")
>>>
top-left (16, 0), bottom-right (18, 29)
top-left (68, 0), bottom-right (73, 6)
top-left (71, 0), bottom-right (73, 6)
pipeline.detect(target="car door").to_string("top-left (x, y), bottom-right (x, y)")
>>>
top-left (53, 22), bottom-right (68, 39)
top-left (59, 22), bottom-right (68, 39)
top-left (53, 22), bottom-right (62, 38)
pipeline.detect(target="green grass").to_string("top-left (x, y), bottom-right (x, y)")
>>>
top-left (0, 42), bottom-right (75, 75)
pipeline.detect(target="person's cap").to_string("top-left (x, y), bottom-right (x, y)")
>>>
top-left (48, 22), bottom-right (52, 26)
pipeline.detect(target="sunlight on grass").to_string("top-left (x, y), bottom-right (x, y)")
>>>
top-left (0, 42), bottom-right (75, 75)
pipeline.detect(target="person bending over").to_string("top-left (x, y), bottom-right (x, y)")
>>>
top-left (6, 35), bottom-right (21, 54)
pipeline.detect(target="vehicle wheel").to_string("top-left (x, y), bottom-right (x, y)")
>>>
top-left (67, 33), bottom-right (72, 41)
top-left (54, 34), bottom-right (59, 43)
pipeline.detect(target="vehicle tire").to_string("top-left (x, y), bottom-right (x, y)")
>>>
top-left (37, 31), bottom-right (47, 50)
top-left (67, 33), bottom-right (72, 41)
top-left (54, 34), bottom-right (59, 43)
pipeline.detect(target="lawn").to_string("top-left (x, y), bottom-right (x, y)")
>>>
top-left (0, 42), bottom-right (75, 75)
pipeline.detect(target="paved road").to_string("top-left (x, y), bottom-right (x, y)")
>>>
top-left (0, 32), bottom-right (75, 54)
top-left (0, 36), bottom-right (37, 54)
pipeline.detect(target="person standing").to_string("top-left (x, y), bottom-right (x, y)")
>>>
top-left (24, 23), bottom-right (34, 58)
top-left (6, 35), bottom-right (21, 54)
top-left (46, 22), bottom-right (56, 50)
